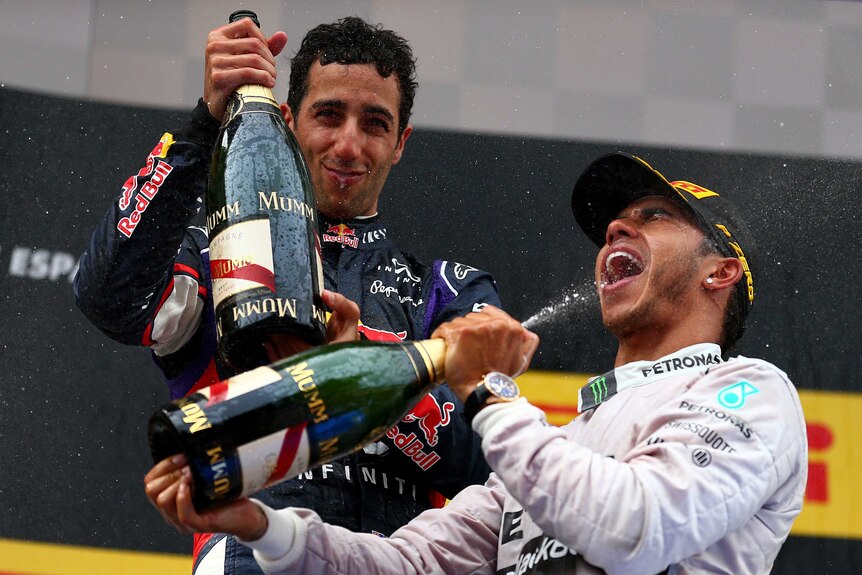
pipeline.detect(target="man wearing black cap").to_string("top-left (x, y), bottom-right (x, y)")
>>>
top-left (146, 152), bottom-right (808, 574)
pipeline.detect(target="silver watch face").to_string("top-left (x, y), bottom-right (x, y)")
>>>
top-left (485, 372), bottom-right (520, 400)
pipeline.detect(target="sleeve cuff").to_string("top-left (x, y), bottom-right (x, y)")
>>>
top-left (178, 99), bottom-right (221, 148)
top-left (237, 499), bottom-right (307, 571)
top-left (472, 397), bottom-right (539, 438)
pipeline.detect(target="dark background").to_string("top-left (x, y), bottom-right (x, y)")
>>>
top-left (1, 87), bottom-right (858, 570)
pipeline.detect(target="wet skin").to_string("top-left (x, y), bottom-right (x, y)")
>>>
top-left (282, 61), bottom-right (412, 220)
top-left (596, 196), bottom-right (715, 346)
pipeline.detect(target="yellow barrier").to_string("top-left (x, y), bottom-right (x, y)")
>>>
top-left (0, 538), bottom-right (189, 575)
top-left (792, 390), bottom-right (862, 539)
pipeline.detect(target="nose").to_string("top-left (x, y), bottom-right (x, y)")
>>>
top-left (332, 119), bottom-right (362, 161)
top-left (605, 217), bottom-right (638, 245)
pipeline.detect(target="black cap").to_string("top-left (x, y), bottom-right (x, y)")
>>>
top-left (571, 152), bottom-right (756, 333)
top-left (229, 10), bottom-right (260, 28)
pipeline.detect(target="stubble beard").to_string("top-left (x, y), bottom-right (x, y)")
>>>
top-left (602, 253), bottom-right (699, 339)
top-left (312, 165), bottom-right (388, 220)
top-left (313, 178), bottom-right (370, 220)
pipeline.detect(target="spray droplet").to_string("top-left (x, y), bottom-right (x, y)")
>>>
top-left (521, 280), bottom-right (597, 330)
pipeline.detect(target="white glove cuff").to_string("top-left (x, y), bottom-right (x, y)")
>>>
top-left (238, 499), bottom-right (307, 571)
top-left (472, 397), bottom-right (532, 437)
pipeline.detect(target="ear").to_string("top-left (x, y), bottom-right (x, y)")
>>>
top-left (279, 102), bottom-right (295, 130)
top-left (391, 123), bottom-right (413, 165)
top-left (704, 257), bottom-right (743, 291)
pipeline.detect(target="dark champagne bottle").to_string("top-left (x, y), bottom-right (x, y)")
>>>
top-left (206, 10), bottom-right (325, 372)
top-left (147, 338), bottom-right (446, 511)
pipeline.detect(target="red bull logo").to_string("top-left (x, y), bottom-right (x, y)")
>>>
top-left (322, 223), bottom-right (359, 248)
top-left (119, 133), bottom-right (175, 210)
top-left (116, 134), bottom-right (176, 237)
top-left (117, 161), bottom-right (173, 238)
top-left (383, 394), bottom-right (453, 471)
top-left (402, 395), bottom-right (455, 447)
top-left (357, 321), bottom-right (407, 342)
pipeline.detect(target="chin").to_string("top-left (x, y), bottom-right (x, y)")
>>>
top-left (601, 303), bottom-right (647, 338)
top-left (316, 197), bottom-right (346, 218)
top-left (600, 305), bottom-right (621, 332)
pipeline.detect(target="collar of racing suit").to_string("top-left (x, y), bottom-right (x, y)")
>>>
top-left (319, 214), bottom-right (392, 252)
top-left (577, 343), bottom-right (724, 411)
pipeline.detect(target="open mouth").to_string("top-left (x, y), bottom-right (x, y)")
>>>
top-left (603, 250), bottom-right (644, 286)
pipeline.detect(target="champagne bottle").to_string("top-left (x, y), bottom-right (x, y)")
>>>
top-left (147, 338), bottom-right (446, 511)
top-left (206, 10), bottom-right (326, 372)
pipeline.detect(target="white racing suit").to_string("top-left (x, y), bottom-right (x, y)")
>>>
top-left (240, 343), bottom-right (808, 574)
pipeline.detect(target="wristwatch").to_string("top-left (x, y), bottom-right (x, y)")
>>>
top-left (464, 371), bottom-right (520, 424)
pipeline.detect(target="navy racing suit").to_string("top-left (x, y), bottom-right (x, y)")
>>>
top-left (74, 100), bottom-right (500, 574)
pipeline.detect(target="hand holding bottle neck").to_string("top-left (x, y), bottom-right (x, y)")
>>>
top-left (202, 13), bottom-right (287, 120)
top-left (429, 305), bottom-right (539, 403)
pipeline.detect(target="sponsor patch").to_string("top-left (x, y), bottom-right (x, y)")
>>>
top-left (718, 380), bottom-right (759, 409)
top-left (691, 448), bottom-right (713, 467)
top-left (452, 263), bottom-right (477, 280)
top-left (640, 351), bottom-right (721, 378)
top-left (322, 223), bottom-right (359, 248)
top-left (117, 157), bottom-right (174, 238)
top-left (361, 228), bottom-right (387, 244)
top-left (401, 395), bottom-right (454, 447)
top-left (513, 535), bottom-right (578, 573)
top-left (679, 400), bottom-right (753, 438)
top-left (357, 321), bottom-right (407, 342)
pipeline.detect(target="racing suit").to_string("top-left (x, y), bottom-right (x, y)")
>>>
top-left (239, 343), bottom-right (808, 575)
top-left (73, 100), bottom-right (499, 574)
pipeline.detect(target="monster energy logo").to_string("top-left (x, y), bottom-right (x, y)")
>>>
top-left (577, 368), bottom-right (621, 412)
top-left (589, 376), bottom-right (608, 404)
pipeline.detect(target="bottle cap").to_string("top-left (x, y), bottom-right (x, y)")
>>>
top-left (229, 10), bottom-right (260, 28)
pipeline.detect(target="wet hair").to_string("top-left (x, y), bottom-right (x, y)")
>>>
top-left (287, 16), bottom-right (418, 137)
top-left (698, 237), bottom-right (745, 355)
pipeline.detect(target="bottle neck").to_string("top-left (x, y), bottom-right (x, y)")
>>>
top-left (414, 339), bottom-right (446, 383)
top-left (235, 84), bottom-right (278, 106)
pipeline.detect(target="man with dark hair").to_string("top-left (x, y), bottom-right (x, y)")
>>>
top-left (286, 17), bottom-right (417, 138)
top-left (147, 152), bottom-right (807, 574)
top-left (569, 153), bottom-right (756, 357)
top-left (75, 15), bottom-right (498, 574)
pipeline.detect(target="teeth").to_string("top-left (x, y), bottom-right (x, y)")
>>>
top-left (607, 251), bottom-right (632, 265)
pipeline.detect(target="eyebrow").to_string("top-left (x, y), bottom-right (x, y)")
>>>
top-left (365, 105), bottom-right (395, 123)
top-left (617, 199), bottom-right (676, 218)
top-left (310, 99), bottom-right (395, 123)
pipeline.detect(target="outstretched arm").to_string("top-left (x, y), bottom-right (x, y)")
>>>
top-left (145, 453), bottom-right (503, 575)
top-left (144, 454), bottom-right (268, 540)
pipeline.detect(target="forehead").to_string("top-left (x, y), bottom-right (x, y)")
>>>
top-left (303, 61), bottom-right (401, 114)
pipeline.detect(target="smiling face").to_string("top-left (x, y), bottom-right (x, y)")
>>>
top-left (284, 61), bottom-right (412, 220)
top-left (596, 195), bottom-right (713, 339)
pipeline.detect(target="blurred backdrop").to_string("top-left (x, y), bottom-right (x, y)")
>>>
top-left (1, 1), bottom-right (860, 573)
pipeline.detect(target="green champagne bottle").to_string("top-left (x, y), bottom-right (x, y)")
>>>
top-left (206, 10), bottom-right (325, 372)
top-left (147, 338), bottom-right (446, 511)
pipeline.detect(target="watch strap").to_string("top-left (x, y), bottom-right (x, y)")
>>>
top-left (464, 372), bottom-right (520, 424)
top-left (464, 381), bottom-right (493, 425)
